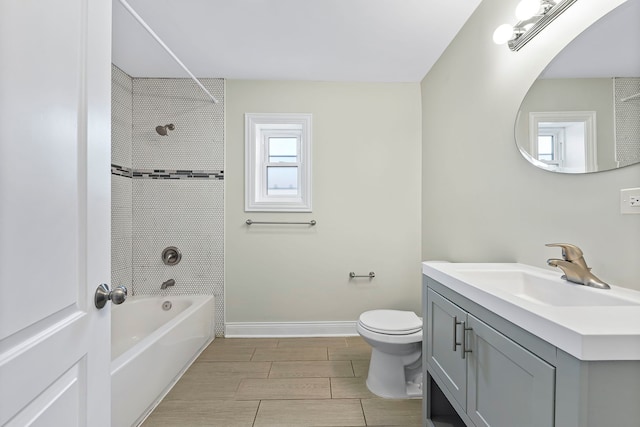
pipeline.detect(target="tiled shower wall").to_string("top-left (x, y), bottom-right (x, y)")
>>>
top-left (112, 66), bottom-right (133, 292)
top-left (614, 77), bottom-right (640, 168)
top-left (111, 65), bottom-right (225, 336)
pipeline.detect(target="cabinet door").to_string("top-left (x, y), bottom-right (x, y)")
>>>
top-left (426, 289), bottom-right (468, 410)
top-left (466, 314), bottom-right (555, 427)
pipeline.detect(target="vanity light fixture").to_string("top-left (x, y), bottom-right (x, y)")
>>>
top-left (493, 0), bottom-right (578, 51)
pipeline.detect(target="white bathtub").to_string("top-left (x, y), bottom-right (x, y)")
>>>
top-left (111, 295), bottom-right (215, 427)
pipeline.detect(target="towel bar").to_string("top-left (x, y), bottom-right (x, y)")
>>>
top-left (349, 272), bottom-right (375, 279)
top-left (246, 219), bottom-right (316, 226)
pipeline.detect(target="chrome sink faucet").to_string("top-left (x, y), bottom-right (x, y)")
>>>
top-left (546, 243), bottom-right (610, 289)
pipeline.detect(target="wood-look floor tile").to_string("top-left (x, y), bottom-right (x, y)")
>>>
top-left (253, 399), bottom-right (366, 427)
top-left (252, 347), bottom-right (328, 361)
top-left (197, 345), bottom-right (256, 361)
top-left (269, 361), bottom-right (354, 378)
top-left (145, 337), bottom-right (422, 427)
top-left (210, 338), bottom-right (279, 348)
top-left (361, 398), bottom-right (422, 426)
top-left (142, 400), bottom-right (259, 427)
top-left (189, 360), bottom-right (272, 377)
top-left (162, 374), bottom-right (243, 401)
top-left (277, 337), bottom-right (348, 348)
top-left (330, 377), bottom-right (376, 399)
top-left (346, 336), bottom-right (369, 347)
top-left (351, 360), bottom-right (370, 377)
top-left (235, 378), bottom-right (330, 400)
top-left (328, 346), bottom-right (371, 361)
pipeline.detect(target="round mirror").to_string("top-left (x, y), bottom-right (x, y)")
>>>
top-left (515, 0), bottom-right (640, 173)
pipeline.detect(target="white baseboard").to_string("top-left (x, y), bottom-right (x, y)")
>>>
top-left (224, 321), bottom-right (358, 337)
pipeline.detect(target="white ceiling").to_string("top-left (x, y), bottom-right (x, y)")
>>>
top-left (111, 0), bottom-right (481, 82)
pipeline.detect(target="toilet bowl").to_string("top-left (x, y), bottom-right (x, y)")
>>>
top-left (357, 309), bottom-right (423, 399)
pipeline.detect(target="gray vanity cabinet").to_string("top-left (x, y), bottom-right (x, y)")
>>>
top-left (426, 289), bottom-right (467, 410)
top-left (466, 314), bottom-right (555, 427)
top-left (425, 288), bottom-right (555, 427)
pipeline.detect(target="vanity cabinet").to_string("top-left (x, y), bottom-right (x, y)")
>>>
top-left (426, 289), bottom-right (467, 410)
top-left (422, 273), bottom-right (640, 427)
top-left (426, 288), bottom-right (554, 427)
top-left (422, 263), bottom-right (640, 427)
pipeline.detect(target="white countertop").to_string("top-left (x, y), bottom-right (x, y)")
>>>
top-left (422, 261), bottom-right (640, 361)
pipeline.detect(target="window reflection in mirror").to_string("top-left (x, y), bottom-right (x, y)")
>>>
top-left (527, 111), bottom-right (596, 173)
top-left (515, 0), bottom-right (640, 173)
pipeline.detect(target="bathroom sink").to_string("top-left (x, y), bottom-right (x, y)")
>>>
top-left (452, 269), bottom-right (639, 307)
top-left (422, 262), bottom-right (640, 361)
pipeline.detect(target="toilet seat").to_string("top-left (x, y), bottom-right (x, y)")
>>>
top-left (358, 310), bottom-right (422, 335)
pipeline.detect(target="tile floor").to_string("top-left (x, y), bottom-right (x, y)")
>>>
top-left (142, 336), bottom-right (422, 427)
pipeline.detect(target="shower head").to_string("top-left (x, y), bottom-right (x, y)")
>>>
top-left (155, 124), bottom-right (175, 136)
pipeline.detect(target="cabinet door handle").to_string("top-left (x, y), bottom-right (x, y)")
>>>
top-left (453, 316), bottom-right (463, 352)
top-left (461, 321), bottom-right (473, 359)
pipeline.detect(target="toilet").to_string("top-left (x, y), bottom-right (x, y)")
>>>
top-left (357, 309), bottom-right (423, 399)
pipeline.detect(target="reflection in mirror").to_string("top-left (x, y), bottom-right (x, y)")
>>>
top-left (515, 0), bottom-right (640, 173)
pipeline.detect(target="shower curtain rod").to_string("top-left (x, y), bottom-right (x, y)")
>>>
top-left (118, 0), bottom-right (219, 104)
top-left (621, 92), bottom-right (640, 102)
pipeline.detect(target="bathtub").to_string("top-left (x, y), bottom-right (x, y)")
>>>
top-left (111, 295), bottom-right (215, 427)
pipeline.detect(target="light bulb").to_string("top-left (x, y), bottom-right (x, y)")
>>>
top-left (493, 24), bottom-right (515, 45)
top-left (515, 0), bottom-right (541, 20)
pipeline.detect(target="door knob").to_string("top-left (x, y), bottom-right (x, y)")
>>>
top-left (95, 284), bottom-right (128, 309)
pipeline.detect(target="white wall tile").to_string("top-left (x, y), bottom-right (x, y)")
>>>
top-left (111, 65), bottom-right (133, 289)
top-left (615, 78), bottom-right (640, 167)
top-left (132, 179), bottom-right (224, 335)
top-left (112, 267), bottom-right (133, 292)
top-left (132, 78), bottom-right (224, 171)
top-left (111, 65), bottom-right (132, 168)
top-left (111, 175), bottom-right (132, 276)
top-left (111, 69), bottom-right (225, 336)
top-left (130, 78), bottom-right (225, 336)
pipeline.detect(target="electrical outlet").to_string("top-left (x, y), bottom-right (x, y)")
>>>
top-left (620, 188), bottom-right (640, 214)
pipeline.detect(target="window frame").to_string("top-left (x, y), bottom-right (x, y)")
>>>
top-left (245, 113), bottom-right (312, 212)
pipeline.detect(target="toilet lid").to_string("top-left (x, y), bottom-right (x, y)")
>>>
top-left (358, 310), bottom-right (422, 335)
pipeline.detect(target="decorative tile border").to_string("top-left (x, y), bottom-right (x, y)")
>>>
top-left (111, 163), bottom-right (224, 180)
top-left (111, 164), bottom-right (132, 178)
top-left (132, 168), bottom-right (224, 180)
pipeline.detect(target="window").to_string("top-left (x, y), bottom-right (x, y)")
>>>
top-left (245, 113), bottom-right (312, 211)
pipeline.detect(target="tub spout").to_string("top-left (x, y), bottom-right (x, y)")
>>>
top-left (161, 279), bottom-right (175, 290)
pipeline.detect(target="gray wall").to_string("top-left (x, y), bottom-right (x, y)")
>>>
top-left (421, 0), bottom-right (640, 290)
top-left (225, 80), bottom-right (423, 324)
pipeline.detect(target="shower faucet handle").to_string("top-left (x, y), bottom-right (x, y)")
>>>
top-left (162, 246), bottom-right (182, 265)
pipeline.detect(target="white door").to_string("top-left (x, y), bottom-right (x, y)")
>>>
top-left (0, 0), bottom-right (112, 426)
